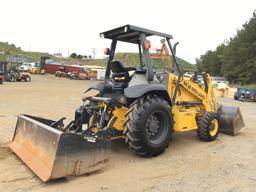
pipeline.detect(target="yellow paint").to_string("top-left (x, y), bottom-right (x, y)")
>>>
top-left (172, 105), bottom-right (199, 132)
top-left (91, 127), bottom-right (99, 133)
top-left (210, 119), bottom-right (218, 136)
top-left (29, 67), bottom-right (45, 74)
top-left (167, 73), bottom-right (219, 133)
top-left (110, 106), bottom-right (128, 131)
top-left (89, 72), bottom-right (219, 135)
top-left (114, 76), bottom-right (126, 80)
top-left (110, 136), bottom-right (126, 140)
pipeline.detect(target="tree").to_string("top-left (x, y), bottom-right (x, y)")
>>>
top-left (222, 11), bottom-right (256, 84)
top-left (77, 54), bottom-right (83, 59)
top-left (196, 11), bottom-right (256, 84)
top-left (196, 43), bottom-right (225, 76)
top-left (70, 53), bottom-right (77, 59)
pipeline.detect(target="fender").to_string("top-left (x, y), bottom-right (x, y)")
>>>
top-left (124, 84), bottom-right (171, 103)
top-left (84, 82), bottom-right (112, 94)
top-left (84, 82), bottom-right (104, 93)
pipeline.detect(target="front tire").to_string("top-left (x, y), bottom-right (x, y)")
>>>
top-left (8, 75), bottom-right (16, 82)
top-left (124, 95), bottom-right (173, 157)
top-left (196, 111), bottom-right (219, 142)
top-left (25, 76), bottom-right (31, 82)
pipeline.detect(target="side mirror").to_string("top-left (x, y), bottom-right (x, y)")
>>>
top-left (173, 42), bottom-right (179, 56)
top-left (104, 48), bottom-right (110, 55)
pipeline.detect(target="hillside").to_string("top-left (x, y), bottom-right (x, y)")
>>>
top-left (0, 42), bottom-right (51, 62)
top-left (0, 42), bottom-right (194, 72)
top-left (62, 53), bottom-right (195, 72)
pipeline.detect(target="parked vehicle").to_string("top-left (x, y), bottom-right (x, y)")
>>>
top-left (67, 71), bottom-right (79, 80)
top-left (68, 68), bottom-right (97, 80)
top-left (30, 66), bottom-right (46, 74)
top-left (5, 69), bottom-right (31, 82)
top-left (77, 72), bottom-right (90, 80)
top-left (78, 68), bottom-right (97, 80)
top-left (30, 56), bottom-right (49, 75)
top-left (0, 73), bottom-right (3, 84)
top-left (0, 62), bottom-right (31, 82)
top-left (55, 67), bottom-right (67, 77)
top-left (234, 87), bottom-right (256, 101)
top-left (87, 69), bottom-right (97, 79)
top-left (19, 63), bottom-right (34, 72)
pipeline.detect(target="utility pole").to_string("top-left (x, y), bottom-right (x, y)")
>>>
top-left (92, 48), bottom-right (97, 59)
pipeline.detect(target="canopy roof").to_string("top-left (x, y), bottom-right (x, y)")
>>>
top-left (100, 24), bottom-right (173, 44)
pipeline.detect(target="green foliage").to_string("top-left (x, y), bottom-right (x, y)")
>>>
top-left (196, 11), bottom-right (256, 84)
top-left (0, 42), bottom-right (193, 73)
top-left (0, 42), bottom-right (51, 62)
top-left (77, 54), bottom-right (83, 59)
top-left (66, 52), bottom-right (194, 72)
top-left (197, 44), bottom-right (225, 76)
top-left (70, 53), bottom-right (77, 59)
top-left (114, 52), bottom-right (195, 72)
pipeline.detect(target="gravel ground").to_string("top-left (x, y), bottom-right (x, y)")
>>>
top-left (0, 75), bottom-right (255, 192)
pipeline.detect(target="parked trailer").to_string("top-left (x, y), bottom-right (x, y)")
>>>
top-left (45, 64), bottom-right (83, 74)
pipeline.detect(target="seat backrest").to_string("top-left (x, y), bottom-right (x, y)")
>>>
top-left (111, 61), bottom-right (127, 73)
top-left (110, 60), bottom-right (130, 83)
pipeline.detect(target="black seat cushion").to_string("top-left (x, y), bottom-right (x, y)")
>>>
top-left (111, 60), bottom-right (127, 73)
top-left (111, 61), bottom-right (130, 82)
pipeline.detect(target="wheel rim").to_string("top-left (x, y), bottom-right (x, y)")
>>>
top-left (10, 76), bottom-right (15, 81)
top-left (146, 110), bottom-right (168, 144)
top-left (209, 119), bottom-right (218, 136)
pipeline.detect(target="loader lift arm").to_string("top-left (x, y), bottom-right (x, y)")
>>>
top-left (179, 73), bottom-right (218, 113)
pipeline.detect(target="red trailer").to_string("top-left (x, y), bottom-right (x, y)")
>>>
top-left (45, 64), bottom-right (83, 74)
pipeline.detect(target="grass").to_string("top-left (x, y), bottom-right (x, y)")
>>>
top-left (0, 42), bottom-right (51, 62)
top-left (62, 53), bottom-right (195, 72)
top-left (0, 41), bottom-right (195, 72)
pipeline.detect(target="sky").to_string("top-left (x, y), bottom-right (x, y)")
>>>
top-left (0, 0), bottom-right (255, 63)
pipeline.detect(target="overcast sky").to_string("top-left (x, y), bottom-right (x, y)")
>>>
top-left (0, 0), bottom-right (255, 63)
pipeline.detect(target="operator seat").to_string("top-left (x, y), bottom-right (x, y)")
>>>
top-left (111, 60), bottom-right (130, 82)
top-left (110, 60), bottom-right (130, 93)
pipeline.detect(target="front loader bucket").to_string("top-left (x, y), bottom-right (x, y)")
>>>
top-left (219, 105), bottom-right (245, 135)
top-left (9, 115), bottom-right (110, 182)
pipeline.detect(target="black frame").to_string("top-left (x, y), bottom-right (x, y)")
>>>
top-left (101, 25), bottom-right (182, 82)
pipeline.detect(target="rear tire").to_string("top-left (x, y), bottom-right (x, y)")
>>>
top-left (196, 111), bottom-right (219, 142)
top-left (124, 95), bottom-right (173, 157)
top-left (25, 76), bottom-right (31, 82)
